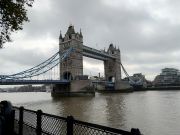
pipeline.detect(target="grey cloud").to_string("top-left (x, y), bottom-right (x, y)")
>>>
top-left (0, 46), bottom-right (56, 68)
top-left (23, 0), bottom-right (180, 54)
top-left (2, 0), bottom-right (180, 80)
top-left (122, 51), bottom-right (180, 65)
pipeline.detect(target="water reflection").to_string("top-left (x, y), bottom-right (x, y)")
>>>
top-left (51, 93), bottom-right (128, 129)
top-left (104, 93), bottom-right (126, 128)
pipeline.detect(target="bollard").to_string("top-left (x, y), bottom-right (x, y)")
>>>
top-left (131, 128), bottom-right (141, 135)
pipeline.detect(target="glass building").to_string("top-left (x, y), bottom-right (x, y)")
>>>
top-left (154, 68), bottom-right (180, 86)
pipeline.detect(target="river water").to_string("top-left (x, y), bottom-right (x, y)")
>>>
top-left (1, 91), bottom-right (180, 135)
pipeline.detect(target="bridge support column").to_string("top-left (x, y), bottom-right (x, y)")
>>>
top-left (59, 25), bottom-right (83, 80)
top-left (104, 44), bottom-right (122, 90)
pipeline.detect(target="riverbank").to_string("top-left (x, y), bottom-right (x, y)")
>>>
top-left (142, 86), bottom-right (180, 91)
top-left (96, 86), bottom-right (180, 93)
top-left (96, 88), bottom-right (133, 93)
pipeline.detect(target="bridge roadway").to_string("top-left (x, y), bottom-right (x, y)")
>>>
top-left (83, 45), bottom-right (116, 60)
top-left (0, 79), bottom-right (70, 85)
top-left (0, 79), bottom-right (115, 87)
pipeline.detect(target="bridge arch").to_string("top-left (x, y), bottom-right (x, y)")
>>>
top-left (63, 72), bottom-right (73, 80)
top-left (108, 76), bottom-right (115, 82)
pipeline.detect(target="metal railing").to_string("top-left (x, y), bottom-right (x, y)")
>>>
top-left (13, 106), bottom-right (142, 135)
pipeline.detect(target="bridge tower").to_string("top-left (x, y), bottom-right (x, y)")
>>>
top-left (59, 25), bottom-right (83, 80)
top-left (104, 44), bottom-right (122, 89)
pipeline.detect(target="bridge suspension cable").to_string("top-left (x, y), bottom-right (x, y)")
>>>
top-left (120, 63), bottom-right (130, 78)
top-left (120, 62), bottom-right (143, 86)
top-left (0, 47), bottom-right (74, 80)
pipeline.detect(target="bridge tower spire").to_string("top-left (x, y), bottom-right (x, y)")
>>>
top-left (59, 25), bottom-right (83, 80)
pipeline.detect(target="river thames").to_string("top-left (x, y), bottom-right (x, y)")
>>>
top-left (1, 91), bottom-right (180, 135)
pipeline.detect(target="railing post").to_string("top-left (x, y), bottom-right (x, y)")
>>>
top-left (67, 116), bottom-right (74, 135)
top-left (36, 110), bottom-right (42, 135)
top-left (19, 106), bottom-right (24, 135)
top-left (131, 128), bottom-right (141, 135)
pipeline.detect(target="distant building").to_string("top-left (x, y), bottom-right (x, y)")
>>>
top-left (123, 73), bottom-right (148, 88)
top-left (89, 76), bottom-right (105, 81)
top-left (154, 68), bottom-right (180, 86)
top-left (132, 73), bottom-right (145, 82)
top-left (131, 73), bottom-right (147, 87)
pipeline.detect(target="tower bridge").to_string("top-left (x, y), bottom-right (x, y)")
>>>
top-left (59, 25), bottom-right (122, 91)
top-left (0, 25), bottom-right (141, 94)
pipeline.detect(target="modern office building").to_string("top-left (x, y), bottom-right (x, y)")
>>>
top-left (154, 68), bottom-right (180, 86)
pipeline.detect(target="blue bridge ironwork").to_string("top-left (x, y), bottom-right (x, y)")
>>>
top-left (0, 47), bottom-right (74, 85)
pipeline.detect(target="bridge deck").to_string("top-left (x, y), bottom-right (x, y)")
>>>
top-left (0, 80), bottom-right (70, 85)
top-left (83, 45), bottom-right (116, 60)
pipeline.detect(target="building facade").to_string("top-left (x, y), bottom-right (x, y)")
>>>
top-left (154, 68), bottom-right (180, 86)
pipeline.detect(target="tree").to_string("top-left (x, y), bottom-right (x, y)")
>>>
top-left (0, 0), bottom-right (34, 48)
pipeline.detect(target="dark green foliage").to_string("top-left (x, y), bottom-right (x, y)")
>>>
top-left (0, 0), bottom-right (34, 48)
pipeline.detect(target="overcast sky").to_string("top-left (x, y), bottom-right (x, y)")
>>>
top-left (1, 0), bottom-right (180, 81)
